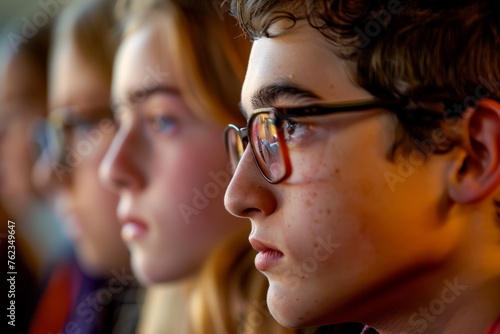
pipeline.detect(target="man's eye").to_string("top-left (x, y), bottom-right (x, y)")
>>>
top-left (284, 120), bottom-right (299, 136)
top-left (149, 115), bottom-right (177, 133)
top-left (282, 119), bottom-right (306, 141)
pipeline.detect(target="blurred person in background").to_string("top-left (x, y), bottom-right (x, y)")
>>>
top-left (100, 1), bottom-right (366, 333)
top-left (29, 0), bottom-right (140, 333)
top-left (99, 0), bottom-right (249, 331)
top-left (0, 16), bottom-right (66, 334)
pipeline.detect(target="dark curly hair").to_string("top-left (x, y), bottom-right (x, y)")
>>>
top-left (230, 0), bottom-right (500, 217)
top-left (231, 0), bottom-right (500, 150)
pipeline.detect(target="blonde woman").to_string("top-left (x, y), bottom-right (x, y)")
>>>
top-left (99, 0), bottom-right (309, 332)
top-left (101, 1), bottom-right (369, 333)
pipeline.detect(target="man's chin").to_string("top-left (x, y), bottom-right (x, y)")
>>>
top-left (267, 285), bottom-right (309, 328)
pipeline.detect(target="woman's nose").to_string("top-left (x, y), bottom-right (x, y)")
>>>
top-left (99, 122), bottom-right (147, 194)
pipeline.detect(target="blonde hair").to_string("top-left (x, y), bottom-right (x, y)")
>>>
top-left (138, 282), bottom-right (193, 334)
top-left (113, 1), bottom-right (305, 333)
top-left (116, 0), bottom-right (249, 125)
top-left (52, 0), bottom-right (118, 88)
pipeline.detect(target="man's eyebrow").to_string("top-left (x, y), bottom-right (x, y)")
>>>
top-left (250, 83), bottom-right (319, 110)
top-left (111, 85), bottom-right (181, 111)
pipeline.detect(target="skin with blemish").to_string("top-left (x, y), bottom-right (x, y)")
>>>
top-left (225, 21), bottom-right (483, 331)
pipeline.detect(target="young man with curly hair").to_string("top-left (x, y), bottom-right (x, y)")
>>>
top-left (224, 1), bottom-right (500, 333)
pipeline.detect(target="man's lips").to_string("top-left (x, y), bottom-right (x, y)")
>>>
top-left (249, 237), bottom-right (284, 271)
top-left (120, 217), bottom-right (148, 242)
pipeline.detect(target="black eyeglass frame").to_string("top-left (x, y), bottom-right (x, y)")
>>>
top-left (224, 99), bottom-right (402, 184)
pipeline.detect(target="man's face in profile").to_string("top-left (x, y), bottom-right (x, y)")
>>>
top-left (225, 20), bottom-right (463, 327)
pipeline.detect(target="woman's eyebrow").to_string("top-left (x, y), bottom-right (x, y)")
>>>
top-left (250, 82), bottom-right (319, 110)
top-left (110, 85), bottom-right (181, 112)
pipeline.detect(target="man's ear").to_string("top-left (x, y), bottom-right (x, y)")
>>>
top-left (448, 99), bottom-right (500, 203)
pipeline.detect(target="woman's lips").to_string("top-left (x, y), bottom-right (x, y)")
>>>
top-left (255, 249), bottom-right (284, 271)
top-left (121, 218), bottom-right (148, 242)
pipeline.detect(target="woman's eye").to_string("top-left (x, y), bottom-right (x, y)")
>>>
top-left (149, 115), bottom-right (177, 133)
top-left (113, 110), bottom-right (124, 129)
top-left (73, 120), bottom-right (97, 132)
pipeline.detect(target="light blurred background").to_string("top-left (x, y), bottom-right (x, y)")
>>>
top-left (0, 0), bottom-right (36, 29)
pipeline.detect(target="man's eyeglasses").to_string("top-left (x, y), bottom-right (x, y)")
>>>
top-left (224, 99), bottom-right (400, 184)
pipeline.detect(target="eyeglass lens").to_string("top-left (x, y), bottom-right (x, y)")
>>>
top-left (250, 113), bottom-right (286, 182)
top-left (226, 127), bottom-right (245, 175)
top-left (226, 112), bottom-right (288, 183)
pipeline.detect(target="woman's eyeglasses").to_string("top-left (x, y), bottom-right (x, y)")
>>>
top-left (33, 106), bottom-right (114, 164)
top-left (224, 99), bottom-right (400, 184)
